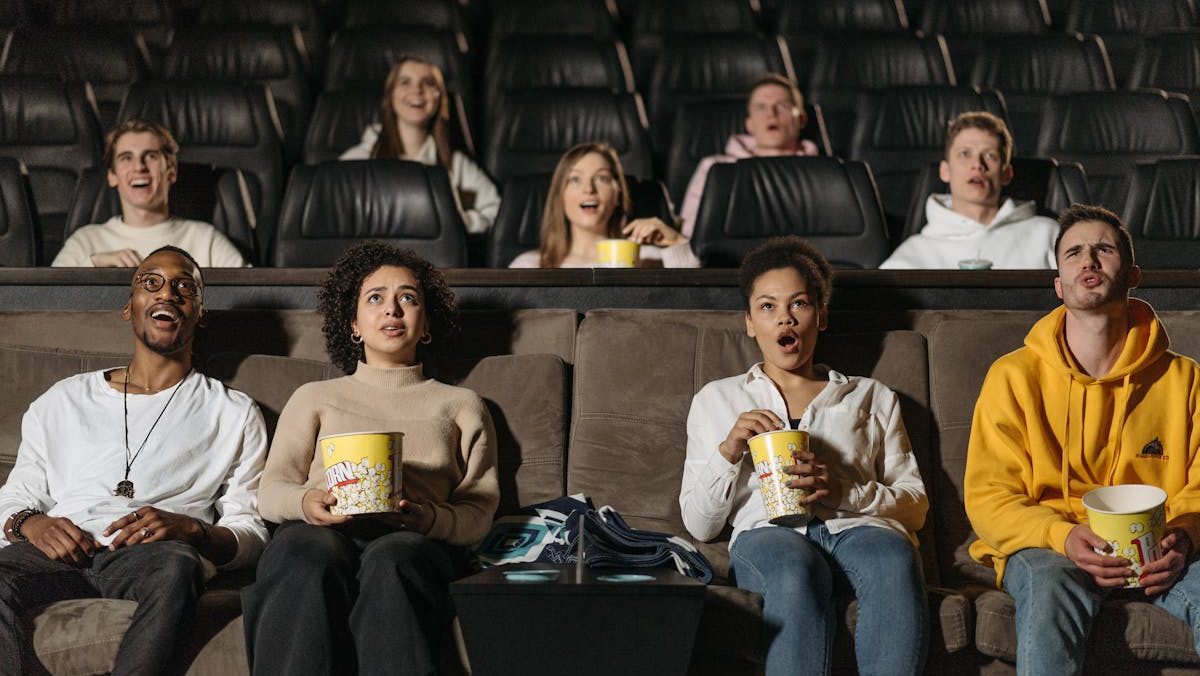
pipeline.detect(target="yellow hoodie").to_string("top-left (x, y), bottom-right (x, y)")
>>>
top-left (965, 299), bottom-right (1200, 586)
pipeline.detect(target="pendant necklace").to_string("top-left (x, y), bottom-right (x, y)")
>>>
top-left (115, 366), bottom-right (188, 499)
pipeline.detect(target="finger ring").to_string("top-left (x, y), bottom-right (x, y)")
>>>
top-left (140, 527), bottom-right (151, 538)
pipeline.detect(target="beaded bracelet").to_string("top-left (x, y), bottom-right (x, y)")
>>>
top-left (8, 508), bottom-right (45, 542)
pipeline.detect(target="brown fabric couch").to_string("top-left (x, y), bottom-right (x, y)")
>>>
top-left (2, 307), bottom-right (1200, 675)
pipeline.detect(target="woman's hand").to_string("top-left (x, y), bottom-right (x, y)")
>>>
top-left (784, 451), bottom-right (843, 508)
top-left (720, 409), bottom-right (784, 464)
top-left (367, 497), bottom-right (435, 534)
top-left (301, 489), bottom-right (352, 526)
top-left (622, 217), bottom-right (683, 247)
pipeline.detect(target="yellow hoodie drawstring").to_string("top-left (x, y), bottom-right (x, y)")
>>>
top-left (1061, 377), bottom-right (1077, 521)
top-left (1105, 374), bottom-right (1134, 486)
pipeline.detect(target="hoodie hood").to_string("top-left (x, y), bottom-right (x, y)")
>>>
top-left (922, 194), bottom-right (1040, 238)
top-left (1025, 298), bottom-right (1169, 383)
top-left (723, 133), bottom-right (819, 159)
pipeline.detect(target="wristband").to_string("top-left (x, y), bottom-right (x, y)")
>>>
top-left (8, 508), bottom-right (45, 542)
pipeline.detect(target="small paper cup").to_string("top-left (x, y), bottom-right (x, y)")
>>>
top-left (319, 432), bottom-right (403, 515)
top-left (1082, 484), bottom-right (1167, 587)
top-left (748, 430), bottom-right (810, 526)
top-left (596, 239), bottom-right (640, 268)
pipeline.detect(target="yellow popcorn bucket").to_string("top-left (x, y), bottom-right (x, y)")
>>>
top-left (749, 430), bottom-right (810, 526)
top-left (1082, 484), bottom-right (1167, 588)
top-left (319, 432), bottom-right (403, 515)
top-left (595, 239), bottom-right (640, 268)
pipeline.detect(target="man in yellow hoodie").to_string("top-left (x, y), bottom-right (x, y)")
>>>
top-left (965, 204), bottom-right (1200, 674)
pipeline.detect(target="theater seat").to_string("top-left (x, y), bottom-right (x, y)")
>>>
top-left (969, 34), bottom-right (1114, 153)
top-left (901, 156), bottom-right (1091, 240)
top-left (63, 162), bottom-right (257, 264)
top-left (1036, 89), bottom-right (1200, 215)
top-left (304, 88), bottom-right (476, 164)
top-left (777, 0), bottom-right (910, 83)
top-left (484, 88), bottom-right (653, 184)
top-left (485, 173), bottom-right (676, 268)
top-left (0, 157), bottom-right (39, 266)
top-left (1128, 30), bottom-right (1200, 122)
top-left (484, 36), bottom-right (633, 121)
top-left (197, 0), bottom-right (327, 76)
top-left (50, 0), bottom-right (174, 67)
top-left (918, 0), bottom-right (1050, 80)
top-left (488, 0), bottom-right (617, 41)
top-left (1121, 157), bottom-right (1200, 268)
top-left (1065, 0), bottom-right (1199, 85)
top-left (665, 97), bottom-right (832, 207)
top-left (0, 76), bottom-right (103, 263)
top-left (272, 160), bottom-right (468, 268)
top-left (343, 0), bottom-right (465, 31)
top-left (629, 0), bottom-right (760, 89)
top-left (692, 156), bottom-right (890, 268)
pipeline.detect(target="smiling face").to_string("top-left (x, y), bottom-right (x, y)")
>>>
top-left (745, 83), bottom-right (804, 155)
top-left (351, 265), bottom-right (427, 368)
top-left (122, 250), bottom-right (203, 356)
top-left (389, 60), bottom-right (443, 130)
top-left (939, 127), bottom-right (1012, 214)
top-left (745, 266), bottom-right (827, 379)
top-left (1054, 219), bottom-right (1141, 312)
top-left (562, 151), bottom-right (620, 235)
top-left (107, 131), bottom-right (175, 216)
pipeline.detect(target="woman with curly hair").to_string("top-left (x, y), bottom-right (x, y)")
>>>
top-left (340, 56), bottom-right (500, 234)
top-left (242, 241), bottom-right (498, 675)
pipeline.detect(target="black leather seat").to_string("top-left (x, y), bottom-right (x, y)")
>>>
top-left (484, 88), bottom-right (654, 184)
top-left (629, 0), bottom-right (761, 90)
top-left (778, 0), bottom-right (910, 83)
top-left (304, 87), bottom-right (476, 164)
top-left (196, 0), bottom-right (327, 77)
top-left (848, 85), bottom-right (1008, 239)
top-left (665, 96), bottom-right (832, 207)
top-left (485, 173), bottom-right (676, 268)
top-left (63, 162), bottom-right (257, 264)
top-left (1036, 89), bottom-right (1200, 214)
top-left (1121, 157), bottom-right (1200, 268)
top-left (0, 157), bottom-right (39, 266)
top-left (0, 28), bottom-right (150, 128)
top-left (918, 0), bottom-right (1051, 80)
top-left (484, 36), bottom-right (634, 121)
top-left (49, 0), bottom-right (174, 66)
top-left (343, 0), bottom-right (465, 31)
top-left (162, 24), bottom-right (311, 165)
top-left (488, 0), bottom-right (617, 42)
top-left (118, 80), bottom-right (285, 260)
top-left (647, 34), bottom-right (794, 153)
top-left (969, 34), bottom-right (1114, 153)
top-left (1128, 30), bottom-right (1200, 121)
top-left (807, 33), bottom-right (955, 153)
top-left (901, 156), bottom-right (1091, 240)
top-left (692, 156), bottom-right (890, 268)
top-left (272, 160), bottom-right (468, 268)
top-left (0, 75), bottom-right (103, 263)
top-left (1065, 0), bottom-right (1198, 85)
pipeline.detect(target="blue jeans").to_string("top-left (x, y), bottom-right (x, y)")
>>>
top-left (729, 523), bottom-right (927, 676)
top-left (1004, 547), bottom-right (1200, 676)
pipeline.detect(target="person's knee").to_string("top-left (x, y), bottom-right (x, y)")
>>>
top-left (261, 523), bottom-right (353, 576)
top-left (732, 529), bottom-right (830, 595)
top-left (145, 541), bottom-right (204, 586)
top-left (360, 531), bottom-right (437, 574)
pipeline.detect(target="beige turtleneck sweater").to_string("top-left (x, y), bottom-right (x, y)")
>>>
top-left (257, 362), bottom-right (498, 546)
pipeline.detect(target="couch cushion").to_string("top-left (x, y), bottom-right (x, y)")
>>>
top-left (205, 353), bottom-right (336, 438)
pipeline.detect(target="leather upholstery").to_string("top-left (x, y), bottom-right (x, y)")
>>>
top-left (918, 0), bottom-right (1050, 80)
top-left (484, 88), bottom-right (653, 184)
top-left (0, 75), bottom-right (103, 262)
top-left (488, 0), bottom-right (617, 41)
top-left (665, 96), bottom-right (832, 206)
top-left (484, 173), bottom-right (676, 268)
top-left (196, 0), bottom-right (327, 76)
top-left (0, 157), bottom-right (39, 266)
top-left (1065, 0), bottom-right (1198, 85)
top-left (692, 156), bottom-right (890, 268)
top-left (343, 0), bottom-right (464, 31)
top-left (483, 36), bottom-right (633, 122)
top-left (969, 34), bottom-right (1115, 152)
top-left (272, 160), bottom-right (468, 267)
top-left (1036, 90), bottom-right (1200, 215)
top-left (118, 80), bottom-right (285, 258)
top-left (305, 88), bottom-right (476, 164)
top-left (1121, 158), bottom-right (1200, 269)
top-left (779, 0), bottom-right (910, 83)
top-left (629, 0), bottom-right (760, 92)
top-left (900, 156), bottom-right (1091, 240)
top-left (49, 0), bottom-right (173, 58)
top-left (1128, 29), bottom-right (1200, 121)
top-left (163, 25), bottom-right (310, 165)
top-left (63, 162), bottom-right (257, 264)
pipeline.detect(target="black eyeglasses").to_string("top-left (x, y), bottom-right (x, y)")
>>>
top-left (133, 272), bottom-right (202, 299)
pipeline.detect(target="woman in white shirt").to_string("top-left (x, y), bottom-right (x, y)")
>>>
top-left (680, 236), bottom-right (928, 676)
top-left (507, 142), bottom-right (700, 268)
top-left (340, 57), bottom-right (500, 234)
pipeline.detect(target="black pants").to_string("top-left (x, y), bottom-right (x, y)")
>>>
top-left (0, 540), bottom-right (204, 676)
top-left (241, 521), bottom-right (463, 676)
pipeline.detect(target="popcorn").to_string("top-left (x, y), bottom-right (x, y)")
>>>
top-left (319, 432), bottom-right (403, 516)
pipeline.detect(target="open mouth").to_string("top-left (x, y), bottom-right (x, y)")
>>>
top-left (406, 98), bottom-right (427, 108)
top-left (579, 200), bottom-right (600, 214)
top-left (130, 178), bottom-right (151, 188)
top-left (380, 324), bottom-right (405, 336)
top-left (777, 334), bottom-right (798, 350)
top-left (148, 304), bottom-right (180, 325)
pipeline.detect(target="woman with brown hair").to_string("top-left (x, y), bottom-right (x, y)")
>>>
top-left (341, 57), bottom-right (500, 234)
top-left (508, 142), bottom-right (700, 268)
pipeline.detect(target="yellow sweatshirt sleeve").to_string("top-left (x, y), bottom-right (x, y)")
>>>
top-left (1166, 369), bottom-right (1200, 549)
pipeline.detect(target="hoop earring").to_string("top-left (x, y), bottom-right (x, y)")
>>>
top-left (351, 332), bottom-right (363, 344)
top-left (420, 333), bottom-right (432, 345)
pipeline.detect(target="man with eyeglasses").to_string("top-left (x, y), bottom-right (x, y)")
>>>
top-left (0, 246), bottom-right (268, 673)
top-left (678, 73), bottom-right (820, 238)
top-left (52, 119), bottom-right (248, 268)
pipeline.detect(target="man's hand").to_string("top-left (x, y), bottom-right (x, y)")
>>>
top-left (1140, 528), bottom-right (1193, 596)
top-left (301, 488), bottom-right (351, 526)
top-left (1064, 524), bottom-right (1133, 588)
top-left (90, 249), bottom-right (142, 267)
top-left (720, 410), bottom-right (784, 464)
top-left (784, 450), bottom-right (843, 509)
top-left (104, 507), bottom-right (205, 549)
top-left (20, 514), bottom-right (100, 565)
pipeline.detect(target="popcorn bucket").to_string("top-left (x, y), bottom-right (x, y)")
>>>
top-left (319, 432), bottom-right (403, 515)
top-left (596, 239), bottom-right (640, 268)
top-left (748, 430), bottom-right (810, 526)
top-left (1082, 484), bottom-right (1167, 588)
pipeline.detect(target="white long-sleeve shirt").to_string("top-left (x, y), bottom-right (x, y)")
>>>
top-left (51, 216), bottom-right (248, 268)
top-left (879, 195), bottom-right (1058, 269)
top-left (0, 369), bottom-right (269, 570)
top-left (680, 364), bottom-right (928, 548)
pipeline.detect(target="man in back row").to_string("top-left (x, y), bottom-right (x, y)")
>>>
top-left (52, 119), bottom-right (248, 268)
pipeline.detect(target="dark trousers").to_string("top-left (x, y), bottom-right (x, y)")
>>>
top-left (241, 521), bottom-right (464, 676)
top-left (0, 540), bottom-right (204, 676)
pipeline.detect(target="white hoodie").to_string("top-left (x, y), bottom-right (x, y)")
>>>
top-left (879, 194), bottom-right (1059, 269)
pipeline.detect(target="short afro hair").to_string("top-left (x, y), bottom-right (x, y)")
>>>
top-left (738, 236), bottom-right (834, 310)
top-left (319, 241), bottom-right (459, 375)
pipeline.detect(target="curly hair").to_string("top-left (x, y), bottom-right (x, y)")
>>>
top-left (319, 241), bottom-right (459, 374)
top-left (738, 236), bottom-right (834, 310)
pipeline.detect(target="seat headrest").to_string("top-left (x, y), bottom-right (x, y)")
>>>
top-left (1046, 91), bottom-right (1196, 153)
top-left (4, 29), bottom-right (146, 84)
top-left (781, 0), bottom-right (907, 32)
top-left (487, 37), bottom-right (628, 94)
top-left (0, 76), bottom-right (83, 145)
top-left (652, 35), bottom-right (789, 95)
top-left (199, 0), bottom-right (321, 27)
top-left (323, 26), bottom-right (467, 92)
top-left (52, 0), bottom-right (172, 26)
top-left (119, 81), bottom-right (268, 148)
top-left (715, 157), bottom-right (878, 237)
top-left (1136, 159), bottom-right (1200, 238)
top-left (858, 86), bottom-right (1008, 151)
top-left (164, 25), bottom-right (299, 81)
top-left (487, 89), bottom-right (645, 164)
top-left (490, 0), bottom-right (615, 39)
top-left (1130, 30), bottom-right (1200, 89)
top-left (920, 0), bottom-right (1049, 34)
top-left (810, 34), bottom-right (953, 88)
top-left (1067, 0), bottom-right (1196, 33)
top-left (634, 0), bottom-right (757, 34)
top-left (972, 34), bottom-right (1114, 92)
top-left (344, 0), bottom-right (459, 30)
